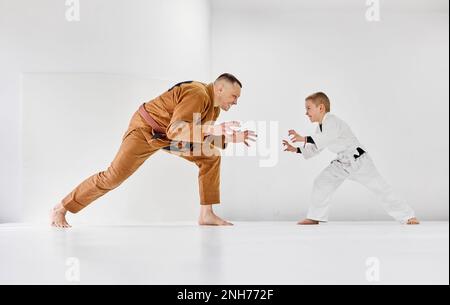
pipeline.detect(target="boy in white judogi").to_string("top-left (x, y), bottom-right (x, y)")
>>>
top-left (282, 92), bottom-right (419, 225)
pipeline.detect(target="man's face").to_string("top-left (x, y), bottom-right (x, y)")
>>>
top-left (217, 82), bottom-right (241, 111)
top-left (305, 99), bottom-right (323, 123)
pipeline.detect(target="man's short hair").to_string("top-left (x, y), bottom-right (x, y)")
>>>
top-left (215, 73), bottom-right (242, 88)
top-left (306, 92), bottom-right (331, 113)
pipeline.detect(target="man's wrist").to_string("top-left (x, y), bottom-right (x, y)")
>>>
top-left (224, 133), bottom-right (234, 143)
top-left (205, 125), bottom-right (219, 136)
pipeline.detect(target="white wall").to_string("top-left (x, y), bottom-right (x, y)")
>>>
top-left (212, 0), bottom-right (449, 220)
top-left (0, 0), bottom-right (211, 222)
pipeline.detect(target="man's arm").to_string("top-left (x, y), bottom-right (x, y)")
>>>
top-left (202, 121), bottom-right (242, 149)
top-left (204, 135), bottom-right (228, 150)
top-left (166, 91), bottom-right (208, 144)
top-left (204, 122), bottom-right (257, 148)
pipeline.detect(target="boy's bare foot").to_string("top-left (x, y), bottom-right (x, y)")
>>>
top-left (50, 203), bottom-right (71, 228)
top-left (297, 218), bottom-right (320, 225)
top-left (406, 217), bottom-right (420, 225)
top-left (198, 205), bottom-right (233, 226)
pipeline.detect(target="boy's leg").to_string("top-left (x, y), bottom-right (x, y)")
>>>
top-left (170, 147), bottom-right (232, 225)
top-left (349, 155), bottom-right (416, 223)
top-left (306, 161), bottom-right (349, 222)
top-left (60, 128), bottom-right (161, 214)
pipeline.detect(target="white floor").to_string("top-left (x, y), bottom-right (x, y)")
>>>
top-left (0, 222), bottom-right (448, 285)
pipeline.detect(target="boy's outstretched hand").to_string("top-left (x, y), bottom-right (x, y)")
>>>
top-left (288, 130), bottom-right (305, 143)
top-left (282, 140), bottom-right (297, 153)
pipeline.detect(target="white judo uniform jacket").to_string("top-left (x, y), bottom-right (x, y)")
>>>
top-left (299, 113), bottom-right (415, 223)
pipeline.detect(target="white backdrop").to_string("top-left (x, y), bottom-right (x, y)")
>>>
top-left (1, 0), bottom-right (449, 223)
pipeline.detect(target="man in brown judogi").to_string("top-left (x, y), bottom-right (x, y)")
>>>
top-left (50, 73), bottom-right (256, 227)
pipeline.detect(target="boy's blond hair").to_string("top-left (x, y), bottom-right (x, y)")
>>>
top-left (306, 92), bottom-right (331, 113)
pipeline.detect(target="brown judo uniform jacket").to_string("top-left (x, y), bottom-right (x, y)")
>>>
top-left (62, 82), bottom-right (226, 213)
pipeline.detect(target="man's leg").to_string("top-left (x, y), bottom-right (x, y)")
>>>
top-left (173, 147), bottom-right (232, 226)
top-left (300, 161), bottom-right (349, 224)
top-left (51, 128), bottom-right (161, 227)
top-left (348, 155), bottom-right (418, 224)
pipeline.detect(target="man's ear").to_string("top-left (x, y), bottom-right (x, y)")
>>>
top-left (216, 83), bottom-right (224, 94)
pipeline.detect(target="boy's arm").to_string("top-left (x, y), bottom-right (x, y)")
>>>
top-left (287, 129), bottom-right (322, 159)
top-left (283, 138), bottom-right (321, 159)
top-left (297, 142), bottom-right (322, 159)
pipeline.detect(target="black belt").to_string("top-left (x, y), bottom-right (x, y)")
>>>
top-left (354, 147), bottom-right (366, 159)
top-left (162, 142), bottom-right (194, 152)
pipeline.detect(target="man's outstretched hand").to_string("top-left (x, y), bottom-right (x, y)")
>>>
top-left (206, 121), bottom-right (241, 136)
top-left (228, 130), bottom-right (257, 147)
top-left (206, 121), bottom-right (257, 146)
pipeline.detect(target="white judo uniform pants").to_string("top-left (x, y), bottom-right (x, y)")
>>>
top-left (307, 153), bottom-right (415, 223)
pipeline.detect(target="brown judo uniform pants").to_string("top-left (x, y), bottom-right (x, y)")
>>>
top-left (61, 111), bottom-right (221, 213)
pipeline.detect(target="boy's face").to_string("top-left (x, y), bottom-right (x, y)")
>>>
top-left (305, 99), bottom-right (324, 123)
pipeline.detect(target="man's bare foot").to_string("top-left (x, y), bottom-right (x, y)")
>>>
top-left (297, 218), bottom-right (320, 225)
top-left (406, 217), bottom-right (420, 225)
top-left (50, 203), bottom-right (71, 228)
top-left (198, 205), bottom-right (233, 226)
